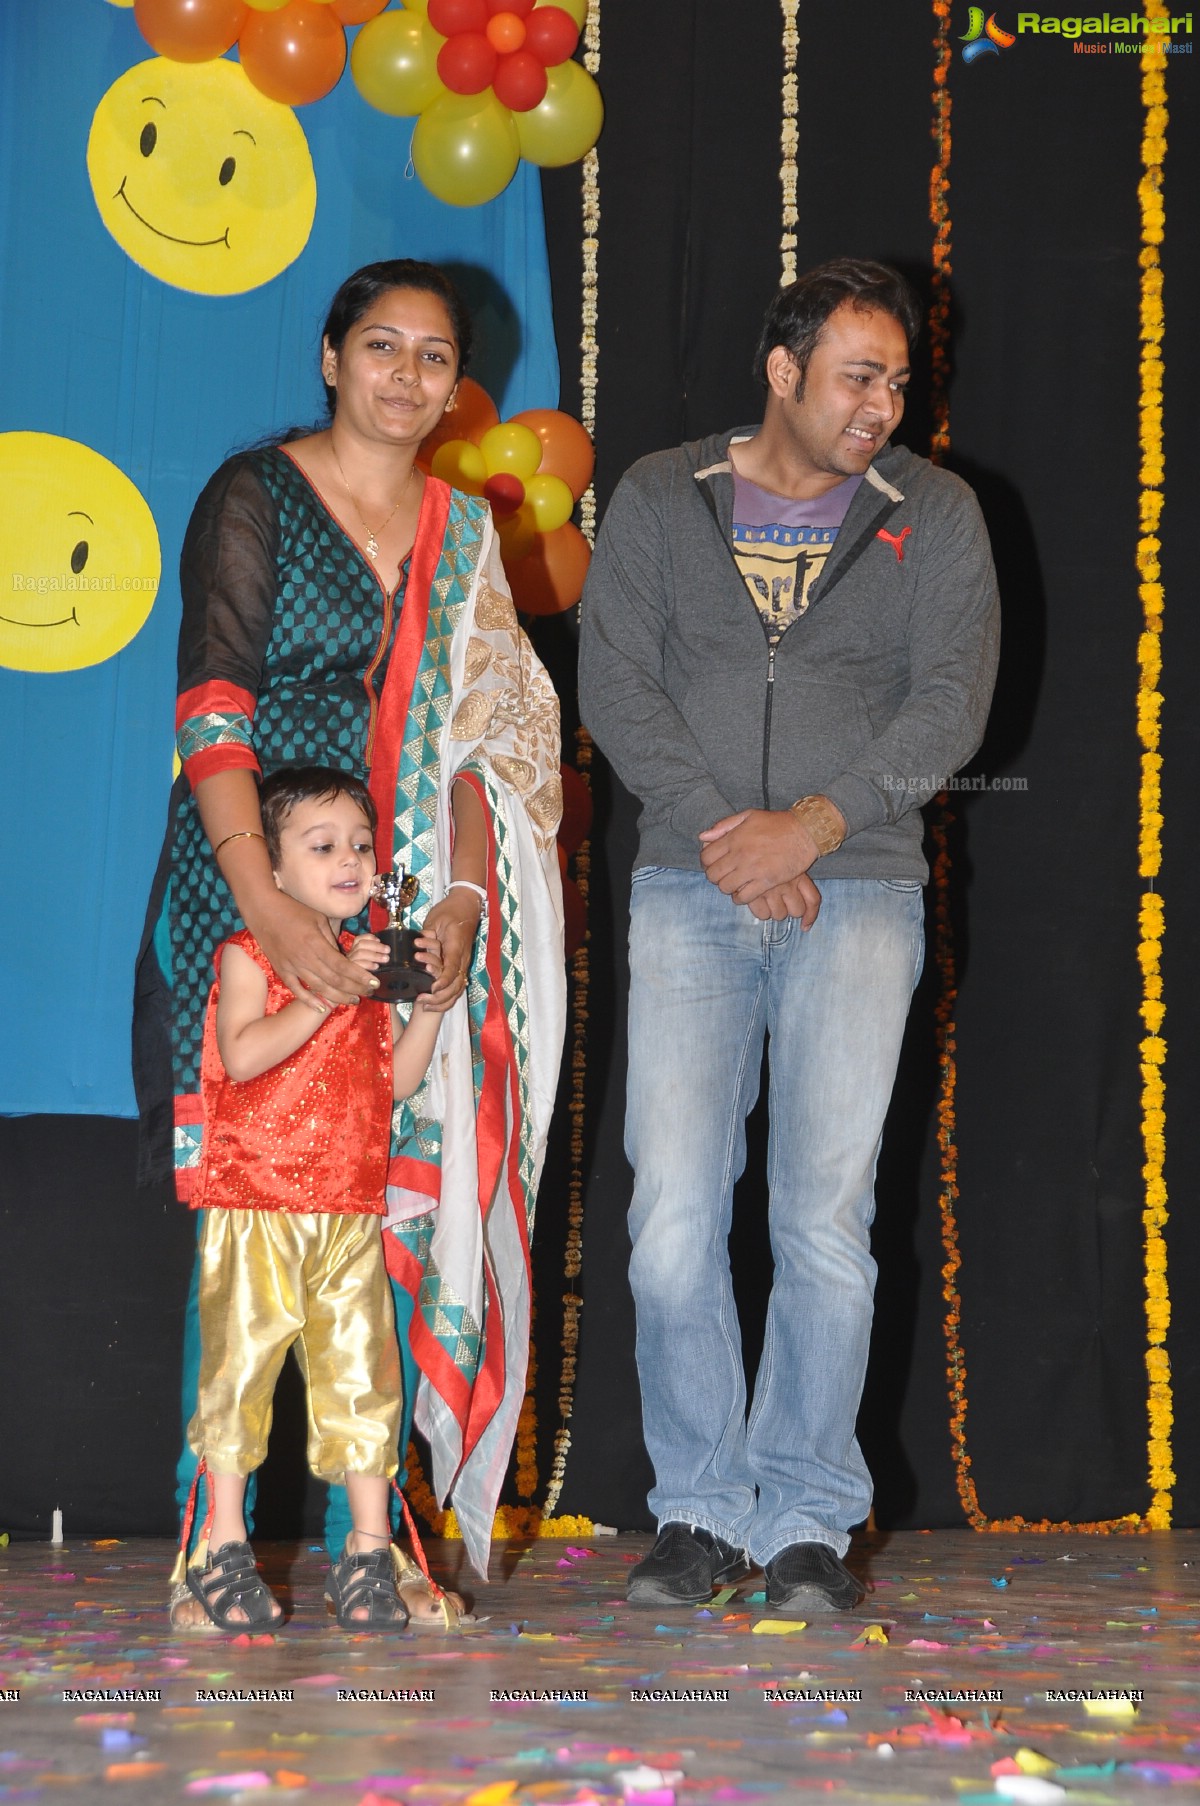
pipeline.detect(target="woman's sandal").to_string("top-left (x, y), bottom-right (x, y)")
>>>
top-left (184, 1540), bottom-right (283, 1631)
top-left (393, 1546), bottom-right (465, 1632)
top-left (325, 1542), bottom-right (410, 1631)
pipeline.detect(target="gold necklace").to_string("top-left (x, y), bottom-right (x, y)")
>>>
top-left (330, 445), bottom-right (416, 562)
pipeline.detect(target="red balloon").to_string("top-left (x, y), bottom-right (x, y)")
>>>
top-left (525, 4), bottom-right (579, 64)
top-left (493, 47), bottom-right (547, 111)
top-left (562, 874), bottom-right (586, 959)
top-left (437, 31), bottom-right (498, 94)
top-left (134, 0), bottom-right (248, 61)
top-left (507, 521), bottom-right (591, 616)
top-left (428, 0), bottom-right (488, 34)
top-left (558, 763), bottom-right (593, 856)
top-left (331, 0), bottom-right (389, 22)
top-left (240, 1), bottom-right (347, 106)
top-left (483, 472), bottom-right (526, 517)
top-left (488, 0), bottom-right (533, 13)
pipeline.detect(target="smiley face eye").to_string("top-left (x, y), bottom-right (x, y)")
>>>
top-left (140, 122), bottom-right (157, 158)
top-left (219, 156), bottom-right (235, 186)
top-left (71, 540), bottom-right (89, 575)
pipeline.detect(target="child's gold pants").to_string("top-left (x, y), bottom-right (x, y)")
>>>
top-left (187, 1208), bottom-right (401, 1482)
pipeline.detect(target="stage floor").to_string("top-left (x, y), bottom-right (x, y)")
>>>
top-left (1, 1530), bottom-right (1197, 1803)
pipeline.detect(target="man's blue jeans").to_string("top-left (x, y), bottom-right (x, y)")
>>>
top-left (626, 868), bottom-right (925, 1564)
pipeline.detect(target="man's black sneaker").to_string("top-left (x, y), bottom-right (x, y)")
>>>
top-left (626, 1522), bottom-right (752, 1607)
top-left (764, 1542), bottom-right (865, 1615)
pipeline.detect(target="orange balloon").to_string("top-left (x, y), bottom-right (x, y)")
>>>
top-left (134, 0), bottom-right (248, 60)
top-left (511, 407), bottom-right (594, 500)
top-left (331, 0), bottom-right (388, 20)
top-left (418, 376), bottom-right (500, 467)
top-left (239, 0), bottom-right (347, 106)
top-left (506, 520), bottom-right (590, 615)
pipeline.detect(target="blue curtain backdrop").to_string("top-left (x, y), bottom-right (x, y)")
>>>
top-left (0, 3), bottom-right (558, 1116)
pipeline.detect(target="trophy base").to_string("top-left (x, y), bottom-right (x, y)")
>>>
top-left (371, 927), bottom-right (435, 1005)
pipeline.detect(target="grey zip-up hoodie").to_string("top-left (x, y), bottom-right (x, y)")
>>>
top-left (578, 428), bottom-right (1000, 882)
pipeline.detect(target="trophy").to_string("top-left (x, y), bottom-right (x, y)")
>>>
top-left (369, 863), bottom-right (434, 1003)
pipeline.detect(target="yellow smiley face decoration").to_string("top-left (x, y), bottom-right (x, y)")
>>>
top-left (87, 57), bottom-right (316, 296)
top-left (0, 434), bottom-right (161, 675)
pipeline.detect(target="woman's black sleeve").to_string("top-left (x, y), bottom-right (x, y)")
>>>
top-left (176, 455), bottom-right (280, 698)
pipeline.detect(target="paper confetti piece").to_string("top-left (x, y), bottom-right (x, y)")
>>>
top-left (185, 1776), bottom-right (273, 1795)
top-left (710, 1588), bottom-right (737, 1607)
top-left (992, 1752), bottom-right (1057, 1779)
top-left (907, 1638), bottom-right (950, 1649)
top-left (990, 1577), bottom-right (1010, 1589)
top-left (994, 1779), bottom-right (1065, 1803)
top-left (750, 1618), bottom-right (807, 1636)
top-left (1082, 1697), bottom-right (1138, 1718)
top-left (465, 1784), bottom-right (519, 1805)
top-left (616, 1766), bottom-right (684, 1794)
top-left (853, 1623), bottom-right (889, 1644)
top-left (273, 1774), bottom-right (308, 1790)
top-left (105, 1765), bottom-right (166, 1782)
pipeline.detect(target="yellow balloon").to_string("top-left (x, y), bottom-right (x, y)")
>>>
top-left (243, 0), bottom-right (293, 11)
top-left (0, 434), bottom-right (161, 675)
top-left (524, 471), bottom-right (574, 533)
top-left (431, 439), bottom-right (488, 491)
top-left (403, 0), bottom-right (431, 12)
top-left (412, 90), bottom-right (520, 208)
top-left (480, 421), bottom-right (543, 480)
top-left (351, 10), bottom-right (445, 117)
top-left (533, 0), bottom-right (586, 25)
top-left (87, 58), bottom-right (316, 297)
top-left (514, 58), bottom-right (602, 167)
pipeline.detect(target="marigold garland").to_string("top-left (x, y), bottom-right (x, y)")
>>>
top-left (1135, 7), bottom-right (1172, 1531)
top-left (779, 1), bottom-right (800, 285)
top-left (928, 0), bottom-right (1156, 1535)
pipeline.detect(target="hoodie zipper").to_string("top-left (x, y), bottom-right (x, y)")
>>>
top-left (762, 633), bottom-right (778, 808)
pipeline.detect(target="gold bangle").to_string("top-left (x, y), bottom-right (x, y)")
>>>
top-left (789, 795), bottom-right (846, 858)
top-left (213, 829), bottom-right (266, 858)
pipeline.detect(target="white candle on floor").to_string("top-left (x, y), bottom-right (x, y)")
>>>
top-left (51, 1509), bottom-right (63, 1545)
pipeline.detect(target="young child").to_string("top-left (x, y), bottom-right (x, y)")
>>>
top-left (177, 765), bottom-right (442, 1631)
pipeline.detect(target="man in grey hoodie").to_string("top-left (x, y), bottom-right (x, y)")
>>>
top-left (578, 260), bottom-right (999, 1614)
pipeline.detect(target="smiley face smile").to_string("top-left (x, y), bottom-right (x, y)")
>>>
top-left (0, 610), bottom-right (80, 629)
top-left (114, 176), bottom-right (230, 248)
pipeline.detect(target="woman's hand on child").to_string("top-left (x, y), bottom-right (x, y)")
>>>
top-left (247, 891), bottom-right (373, 1013)
top-left (411, 933), bottom-right (445, 1012)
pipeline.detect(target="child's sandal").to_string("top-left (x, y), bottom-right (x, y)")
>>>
top-left (185, 1540), bottom-right (283, 1631)
top-left (325, 1543), bottom-right (410, 1631)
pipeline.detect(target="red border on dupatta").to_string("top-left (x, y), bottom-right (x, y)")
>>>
top-left (366, 476), bottom-right (452, 905)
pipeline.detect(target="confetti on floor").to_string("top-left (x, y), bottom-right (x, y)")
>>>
top-left (0, 1530), bottom-right (1197, 1805)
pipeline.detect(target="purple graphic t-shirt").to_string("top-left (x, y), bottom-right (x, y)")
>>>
top-left (731, 470), bottom-right (862, 642)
